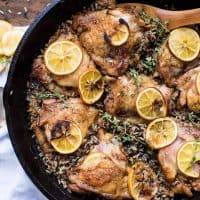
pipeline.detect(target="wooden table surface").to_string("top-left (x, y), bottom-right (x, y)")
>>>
top-left (0, 0), bottom-right (51, 26)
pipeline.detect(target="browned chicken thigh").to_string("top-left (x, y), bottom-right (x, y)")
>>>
top-left (68, 129), bottom-right (131, 199)
top-left (32, 30), bottom-right (96, 91)
top-left (157, 44), bottom-right (184, 87)
top-left (158, 125), bottom-right (200, 181)
top-left (158, 125), bottom-right (200, 195)
top-left (177, 66), bottom-right (200, 113)
top-left (96, 0), bottom-right (116, 7)
top-left (104, 75), bottom-right (172, 116)
top-left (34, 98), bottom-right (98, 153)
top-left (72, 6), bottom-right (145, 76)
top-left (157, 43), bottom-right (200, 113)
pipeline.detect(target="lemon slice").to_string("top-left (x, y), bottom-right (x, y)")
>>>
top-left (44, 40), bottom-right (83, 75)
top-left (110, 24), bottom-right (129, 46)
top-left (136, 87), bottom-right (167, 120)
top-left (79, 70), bottom-right (104, 104)
top-left (196, 72), bottom-right (200, 95)
top-left (128, 162), bottom-right (158, 200)
top-left (0, 20), bottom-right (12, 55)
top-left (2, 29), bottom-right (25, 56)
top-left (168, 28), bottom-right (200, 62)
top-left (177, 141), bottom-right (200, 178)
top-left (146, 117), bottom-right (177, 149)
top-left (51, 120), bottom-right (82, 154)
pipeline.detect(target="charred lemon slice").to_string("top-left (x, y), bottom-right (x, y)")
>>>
top-left (177, 141), bottom-right (200, 178)
top-left (136, 87), bottom-right (167, 120)
top-left (44, 40), bottom-right (83, 75)
top-left (0, 20), bottom-right (12, 55)
top-left (79, 70), bottom-right (104, 104)
top-left (2, 29), bottom-right (25, 56)
top-left (128, 162), bottom-right (158, 200)
top-left (168, 28), bottom-right (200, 62)
top-left (196, 72), bottom-right (200, 95)
top-left (51, 120), bottom-right (82, 154)
top-left (146, 117), bottom-right (177, 149)
top-left (110, 24), bottom-right (129, 46)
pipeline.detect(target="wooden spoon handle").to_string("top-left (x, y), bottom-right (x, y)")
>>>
top-left (154, 8), bottom-right (200, 30)
top-left (118, 3), bottom-right (200, 30)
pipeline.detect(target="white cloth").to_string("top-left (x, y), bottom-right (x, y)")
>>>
top-left (0, 65), bottom-right (46, 200)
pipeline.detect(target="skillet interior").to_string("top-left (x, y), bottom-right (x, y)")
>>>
top-left (3, 0), bottom-right (200, 199)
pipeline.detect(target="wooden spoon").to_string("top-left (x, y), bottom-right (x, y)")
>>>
top-left (118, 3), bottom-right (200, 30)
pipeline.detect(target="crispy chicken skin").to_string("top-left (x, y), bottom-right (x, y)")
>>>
top-left (35, 98), bottom-right (98, 152)
top-left (158, 125), bottom-right (200, 182)
top-left (104, 75), bottom-right (172, 115)
top-left (96, 0), bottom-right (116, 7)
top-left (157, 44), bottom-right (184, 87)
top-left (68, 129), bottom-right (131, 199)
top-left (32, 32), bottom-right (96, 90)
top-left (177, 66), bottom-right (200, 113)
top-left (72, 7), bottom-right (145, 76)
top-left (157, 43), bottom-right (200, 112)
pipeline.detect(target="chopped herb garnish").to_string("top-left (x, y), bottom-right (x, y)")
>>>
top-left (188, 112), bottom-right (200, 128)
top-left (129, 68), bottom-right (142, 87)
top-left (143, 56), bottom-right (156, 73)
top-left (36, 91), bottom-right (67, 107)
top-left (102, 112), bottom-right (145, 144)
top-left (140, 11), bottom-right (168, 48)
top-left (139, 11), bottom-right (169, 74)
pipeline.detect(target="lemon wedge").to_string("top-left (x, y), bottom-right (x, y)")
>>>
top-left (2, 29), bottom-right (24, 56)
top-left (0, 20), bottom-right (12, 55)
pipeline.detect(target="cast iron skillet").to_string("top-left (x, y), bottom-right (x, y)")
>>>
top-left (3, 0), bottom-right (200, 199)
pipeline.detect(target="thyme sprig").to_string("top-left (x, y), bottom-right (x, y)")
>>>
top-left (129, 68), bottom-right (142, 87)
top-left (36, 91), bottom-right (67, 106)
top-left (140, 11), bottom-right (169, 74)
top-left (188, 112), bottom-right (200, 128)
top-left (102, 112), bottom-right (145, 144)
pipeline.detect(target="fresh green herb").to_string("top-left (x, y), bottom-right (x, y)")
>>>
top-left (102, 112), bottom-right (145, 144)
top-left (129, 68), bottom-right (142, 87)
top-left (140, 11), bottom-right (168, 74)
top-left (36, 91), bottom-right (67, 107)
top-left (140, 11), bottom-right (168, 48)
top-left (188, 112), bottom-right (200, 127)
top-left (103, 112), bottom-right (122, 133)
top-left (143, 56), bottom-right (156, 73)
top-left (192, 156), bottom-right (196, 163)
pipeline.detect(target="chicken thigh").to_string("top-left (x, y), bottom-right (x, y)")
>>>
top-left (177, 66), bottom-right (200, 113)
top-left (72, 7), bottom-right (145, 76)
top-left (158, 125), bottom-right (200, 182)
top-left (68, 129), bottom-right (130, 199)
top-left (35, 98), bottom-right (98, 153)
top-left (32, 30), bottom-right (96, 91)
top-left (104, 75), bottom-right (172, 116)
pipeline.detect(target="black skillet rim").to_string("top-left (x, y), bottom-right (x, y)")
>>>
top-left (3, 1), bottom-right (62, 199)
top-left (3, 0), bottom-right (200, 199)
